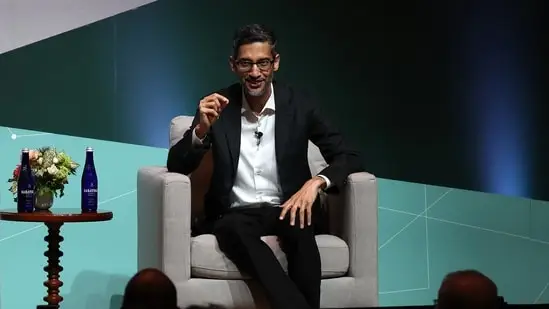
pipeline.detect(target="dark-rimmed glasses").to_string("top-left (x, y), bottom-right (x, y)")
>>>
top-left (234, 59), bottom-right (274, 72)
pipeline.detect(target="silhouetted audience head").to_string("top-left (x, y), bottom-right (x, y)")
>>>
top-left (121, 268), bottom-right (179, 309)
top-left (436, 270), bottom-right (500, 309)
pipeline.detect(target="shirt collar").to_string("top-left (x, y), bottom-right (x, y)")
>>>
top-left (241, 83), bottom-right (275, 115)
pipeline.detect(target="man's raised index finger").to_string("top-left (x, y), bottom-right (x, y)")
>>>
top-left (212, 93), bottom-right (229, 106)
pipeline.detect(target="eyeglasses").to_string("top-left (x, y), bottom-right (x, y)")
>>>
top-left (234, 59), bottom-right (274, 72)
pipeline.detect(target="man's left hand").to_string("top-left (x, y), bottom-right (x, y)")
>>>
top-left (279, 176), bottom-right (326, 229)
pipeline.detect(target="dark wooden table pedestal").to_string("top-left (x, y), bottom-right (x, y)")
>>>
top-left (43, 222), bottom-right (64, 306)
top-left (0, 208), bottom-right (113, 309)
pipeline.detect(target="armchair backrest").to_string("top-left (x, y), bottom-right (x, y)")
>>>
top-left (169, 115), bottom-right (329, 216)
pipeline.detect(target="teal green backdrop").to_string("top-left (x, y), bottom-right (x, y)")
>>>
top-left (2, 0), bottom-right (549, 199)
top-left (2, 129), bottom-right (549, 308)
top-left (1, 1), bottom-right (549, 308)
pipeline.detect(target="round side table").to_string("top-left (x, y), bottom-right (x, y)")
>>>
top-left (0, 208), bottom-right (113, 309)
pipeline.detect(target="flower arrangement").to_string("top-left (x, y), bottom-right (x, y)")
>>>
top-left (8, 147), bottom-right (80, 201)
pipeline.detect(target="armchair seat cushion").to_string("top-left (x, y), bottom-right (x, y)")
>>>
top-left (190, 234), bottom-right (349, 280)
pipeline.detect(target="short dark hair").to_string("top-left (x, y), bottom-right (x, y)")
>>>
top-left (441, 269), bottom-right (497, 292)
top-left (121, 268), bottom-right (178, 309)
top-left (232, 24), bottom-right (277, 58)
top-left (437, 270), bottom-right (499, 309)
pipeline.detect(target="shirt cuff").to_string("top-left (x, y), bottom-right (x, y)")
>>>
top-left (316, 174), bottom-right (332, 190)
top-left (192, 127), bottom-right (205, 145)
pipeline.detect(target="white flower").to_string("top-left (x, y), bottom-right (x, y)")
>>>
top-left (53, 157), bottom-right (59, 164)
top-left (47, 165), bottom-right (58, 175)
top-left (37, 157), bottom-right (43, 165)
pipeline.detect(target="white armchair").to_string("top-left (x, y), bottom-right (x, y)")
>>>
top-left (136, 116), bottom-right (379, 308)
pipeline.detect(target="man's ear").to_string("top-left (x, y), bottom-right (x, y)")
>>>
top-left (229, 56), bottom-right (236, 73)
top-left (273, 54), bottom-right (280, 72)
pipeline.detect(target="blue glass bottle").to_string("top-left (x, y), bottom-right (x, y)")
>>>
top-left (81, 147), bottom-right (98, 212)
top-left (17, 148), bottom-right (35, 212)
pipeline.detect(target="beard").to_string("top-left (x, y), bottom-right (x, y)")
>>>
top-left (242, 74), bottom-right (273, 97)
top-left (246, 86), bottom-right (266, 97)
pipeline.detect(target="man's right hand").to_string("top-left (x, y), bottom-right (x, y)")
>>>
top-left (195, 93), bottom-right (229, 139)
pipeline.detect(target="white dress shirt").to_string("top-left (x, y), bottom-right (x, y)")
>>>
top-left (192, 83), bottom-right (331, 208)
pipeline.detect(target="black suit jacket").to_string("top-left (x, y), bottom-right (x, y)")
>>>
top-left (167, 81), bottom-right (363, 222)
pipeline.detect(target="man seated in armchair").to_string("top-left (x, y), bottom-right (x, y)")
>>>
top-left (167, 23), bottom-right (364, 309)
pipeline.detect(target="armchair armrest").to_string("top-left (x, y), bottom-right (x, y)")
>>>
top-left (137, 166), bottom-right (192, 283)
top-left (343, 172), bottom-right (377, 278)
top-left (327, 172), bottom-right (378, 304)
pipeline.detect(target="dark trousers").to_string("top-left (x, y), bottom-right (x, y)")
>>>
top-left (213, 205), bottom-right (321, 309)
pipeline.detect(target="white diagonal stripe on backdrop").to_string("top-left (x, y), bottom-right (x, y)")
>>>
top-left (424, 185), bottom-right (431, 289)
top-left (0, 225), bottom-right (42, 243)
top-left (379, 287), bottom-right (430, 295)
top-left (379, 189), bottom-right (453, 250)
top-left (0, 189), bottom-right (136, 243)
top-left (379, 206), bottom-right (549, 245)
top-left (0, 0), bottom-right (157, 54)
top-left (534, 282), bottom-right (549, 304)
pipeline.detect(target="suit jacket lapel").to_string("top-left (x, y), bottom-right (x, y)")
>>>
top-left (221, 82), bottom-right (293, 185)
top-left (274, 82), bottom-right (293, 173)
top-left (221, 84), bottom-right (243, 178)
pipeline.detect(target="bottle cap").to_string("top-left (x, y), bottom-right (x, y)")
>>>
top-left (86, 147), bottom-right (93, 152)
top-left (22, 148), bottom-right (29, 153)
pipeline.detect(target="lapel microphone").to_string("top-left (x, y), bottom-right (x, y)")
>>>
top-left (254, 129), bottom-right (263, 146)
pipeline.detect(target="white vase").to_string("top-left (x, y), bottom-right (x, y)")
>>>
top-left (35, 191), bottom-right (54, 211)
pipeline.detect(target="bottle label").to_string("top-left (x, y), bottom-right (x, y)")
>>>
top-left (82, 187), bottom-right (98, 211)
top-left (17, 188), bottom-right (35, 211)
